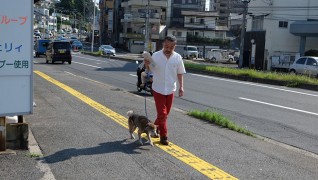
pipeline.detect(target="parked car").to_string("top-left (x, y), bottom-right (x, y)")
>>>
top-left (45, 41), bottom-right (72, 64)
top-left (71, 40), bottom-right (83, 50)
top-left (57, 36), bottom-right (67, 41)
top-left (70, 36), bottom-right (78, 44)
top-left (34, 29), bottom-right (40, 34)
top-left (99, 45), bottom-right (116, 56)
top-left (289, 56), bottom-right (318, 77)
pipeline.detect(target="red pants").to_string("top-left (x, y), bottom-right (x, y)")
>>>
top-left (152, 90), bottom-right (174, 138)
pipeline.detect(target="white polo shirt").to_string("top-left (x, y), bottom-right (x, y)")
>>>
top-left (149, 50), bottom-right (186, 95)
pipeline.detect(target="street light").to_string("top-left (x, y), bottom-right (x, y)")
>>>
top-left (238, 0), bottom-right (251, 68)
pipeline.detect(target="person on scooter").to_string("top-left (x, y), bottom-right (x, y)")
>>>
top-left (140, 52), bottom-right (153, 88)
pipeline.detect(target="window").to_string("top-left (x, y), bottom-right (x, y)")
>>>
top-left (296, 58), bottom-right (306, 65)
top-left (306, 58), bottom-right (317, 66)
top-left (279, 21), bottom-right (288, 28)
top-left (252, 16), bottom-right (264, 30)
top-left (200, 19), bottom-right (204, 24)
top-left (173, 31), bottom-right (182, 37)
top-left (190, 18), bottom-right (194, 23)
top-left (127, 28), bottom-right (132, 33)
top-left (215, 31), bottom-right (223, 38)
top-left (187, 31), bottom-right (194, 36)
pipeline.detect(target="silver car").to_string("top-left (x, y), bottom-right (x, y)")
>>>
top-left (289, 56), bottom-right (318, 77)
top-left (99, 45), bottom-right (116, 56)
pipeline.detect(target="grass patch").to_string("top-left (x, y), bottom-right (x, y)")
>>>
top-left (184, 62), bottom-right (318, 86)
top-left (26, 152), bottom-right (42, 158)
top-left (188, 109), bottom-right (255, 137)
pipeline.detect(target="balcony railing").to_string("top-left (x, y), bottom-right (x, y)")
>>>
top-left (121, 17), bottom-right (160, 24)
top-left (120, 33), bottom-right (145, 39)
top-left (127, 0), bottom-right (167, 7)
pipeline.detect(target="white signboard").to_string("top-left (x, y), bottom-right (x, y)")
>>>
top-left (0, 0), bottom-right (33, 116)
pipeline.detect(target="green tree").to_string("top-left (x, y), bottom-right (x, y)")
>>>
top-left (54, 0), bottom-right (94, 20)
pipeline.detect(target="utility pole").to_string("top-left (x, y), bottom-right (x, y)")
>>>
top-left (91, 0), bottom-right (96, 52)
top-left (144, 0), bottom-right (150, 52)
top-left (238, 0), bottom-right (251, 68)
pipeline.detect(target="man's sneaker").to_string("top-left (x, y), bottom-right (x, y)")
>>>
top-left (160, 136), bottom-right (169, 145)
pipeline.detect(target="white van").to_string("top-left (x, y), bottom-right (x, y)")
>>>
top-left (207, 49), bottom-right (234, 63)
top-left (183, 46), bottom-right (198, 59)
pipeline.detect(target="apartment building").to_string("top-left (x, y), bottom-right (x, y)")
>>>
top-left (167, 11), bottom-right (225, 42)
top-left (245, 0), bottom-right (318, 70)
top-left (120, 0), bottom-right (167, 53)
top-left (167, 0), bottom-right (237, 47)
top-left (34, 0), bottom-right (63, 32)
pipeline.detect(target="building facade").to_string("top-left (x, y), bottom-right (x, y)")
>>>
top-left (99, 0), bottom-right (115, 45)
top-left (120, 0), bottom-right (167, 53)
top-left (246, 0), bottom-right (318, 70)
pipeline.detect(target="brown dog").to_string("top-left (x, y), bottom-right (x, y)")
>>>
top-left (127, 110), bottom-right (158, 146)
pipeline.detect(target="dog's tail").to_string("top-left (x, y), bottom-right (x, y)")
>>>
top-left (127, 110), bottom-right (134, 117)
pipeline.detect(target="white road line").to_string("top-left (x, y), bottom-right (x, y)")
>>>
top-left (73, 55), bottom-right (105, 62)
top-left (239, 97), bottom-right (318, 116)
top-left (190, 73), bottom-right (318, 97)
top-left (72, 61), bottom-right (102, 69)
top-left (129, 74), bottom-right (137, 77)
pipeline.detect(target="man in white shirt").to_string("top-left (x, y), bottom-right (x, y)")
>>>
top-left (144, 35), bottom-right (186, 145)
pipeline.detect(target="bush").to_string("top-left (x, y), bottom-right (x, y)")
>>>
top-left (305, 49), bottom-right (318, 57)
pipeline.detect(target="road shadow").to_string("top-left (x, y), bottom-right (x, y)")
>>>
top-left (128, 91), bottom-right (153, 97)
top-left (95, 61), bottom-right (137, 72)
top-left (39, 139), bottom-right (149, 164)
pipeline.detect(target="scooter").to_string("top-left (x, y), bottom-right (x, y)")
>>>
top-left (136, 61), bottom-right (153, 95)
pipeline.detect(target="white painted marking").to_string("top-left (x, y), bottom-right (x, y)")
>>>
top-left (239, 97), bottom-right (318, 116)
top-left (72, 55), bottom-right (105, 62)
top-left (129, 74), bottom-right (137, 77)
top-left (72, 61), bottom-right (102, 69)
top-left (190, 73), bottom-right (318, 97)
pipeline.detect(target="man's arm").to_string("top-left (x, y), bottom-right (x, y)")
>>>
top-left (177, 74), bottom-right (184, 97)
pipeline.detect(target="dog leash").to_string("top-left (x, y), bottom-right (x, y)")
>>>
top-left (144, 73), bottom-right (149, 118)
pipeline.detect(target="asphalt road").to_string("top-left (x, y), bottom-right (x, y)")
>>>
top-left (64, 52), bottom-right (318, 155)
top-left (27, 52), bottom-right (318, 179)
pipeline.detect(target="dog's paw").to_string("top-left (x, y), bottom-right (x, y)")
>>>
top-left (138, 140), bottom-right (143, 145)
top-left (145, 140), bottom-right (154, 146)
top-left (130, 134), bottom-right (135, 139)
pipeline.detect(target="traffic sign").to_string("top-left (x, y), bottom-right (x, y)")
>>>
top-left (0, 0), bottom-right (33, 116)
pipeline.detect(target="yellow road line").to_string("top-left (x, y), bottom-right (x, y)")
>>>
top-left (34, 70), bottom-right (238, 180)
